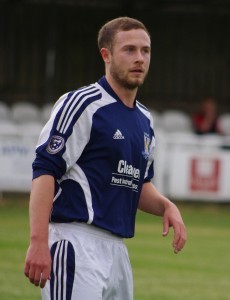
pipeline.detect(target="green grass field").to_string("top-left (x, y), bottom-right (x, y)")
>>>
top-left (0, 195), bottom-right (229, 300)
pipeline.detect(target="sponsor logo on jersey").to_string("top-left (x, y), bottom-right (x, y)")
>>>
top-left (46, 135), bottom-right (65, 154)
top-left (110, 160), bottom-right (140, 192)
top-left (117, 160), bottom-right (140, 179)
top-left (113, 129), bottom-right (125, 139)
top-left (142, 132), bottom-right (151, 160)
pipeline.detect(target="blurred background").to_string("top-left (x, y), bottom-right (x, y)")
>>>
top-left (0, 2), bottom-right (230, 299)
top-left (0, 0), bottom-right (230, 112)
top-left (0, 0), bottom-right (230, 200)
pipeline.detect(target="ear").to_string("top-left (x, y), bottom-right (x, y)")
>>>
top-left (100, 48), bottom-right (111, 63)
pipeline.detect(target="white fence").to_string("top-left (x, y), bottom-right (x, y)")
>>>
top-left (0, 135), bottom-right (37, 192)
top-left (0, 129), bottom-right (230, 202)
top-left (154, 131), bottom-right (230, 202)
top-left (0, 103), bottom-right (230, 202)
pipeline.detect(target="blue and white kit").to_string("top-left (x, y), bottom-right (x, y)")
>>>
top-left (33, 76), bottom-right (155, 238)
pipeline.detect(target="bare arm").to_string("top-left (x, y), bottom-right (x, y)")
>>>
top-left (24, 175), bottom-right (54, 288)
top-left (138, 181), bottom-right (187, 254)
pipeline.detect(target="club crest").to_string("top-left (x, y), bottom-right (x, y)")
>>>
top-left (142, 132), bottom-right (151, 160)
top-left (46, 135), bottom-right (65, 154)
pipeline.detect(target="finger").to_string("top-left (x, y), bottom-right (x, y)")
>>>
top-left (33, 268), bottom-right (43, 287)
top-left (28, 265), bottom-right (36, 284)
top-left (170, 221), bottom-right (181, 253)
top-left (173, 226), bottom-right (187, 254)
top-left (162, 218), bottom-right (169, 236)
top-left (173, 227), bottom-right (180, 249)
top-left (40, 268), bottom-right (51, 288)
top-left (40, 277), bottom-right (48, 289)
top-left (177, 228), bottom-right (187, 251)
top-left (24, 261), bottom-right (30, 278)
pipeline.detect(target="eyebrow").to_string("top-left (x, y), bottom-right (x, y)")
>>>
top-left (122, 44), bottom-right (151, 49)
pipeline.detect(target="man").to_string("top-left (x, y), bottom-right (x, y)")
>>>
top-left (24, 17), bottom-right (186, 300)
top-left (192, 96), bottom-right (221, 134)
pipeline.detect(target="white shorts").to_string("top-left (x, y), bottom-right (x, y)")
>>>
top-left (41, 222), bottom-right (133, 300)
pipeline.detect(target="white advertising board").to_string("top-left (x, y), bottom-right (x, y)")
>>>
top-left (0, 137), bottom-right (36, 192)
top-left (167, 148), bottom-right (230, 201)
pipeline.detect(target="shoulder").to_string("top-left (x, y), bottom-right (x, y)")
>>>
top-left (136, 101), bottom-right (150, 115)
top-left (50, 83), bottom-right (118, 133)
top-left (136, 101), bottom-right (153, 124)
top-left (63, 83), bottom-right (102, 105)
top-left (52, 83), bottom-right (106, 116)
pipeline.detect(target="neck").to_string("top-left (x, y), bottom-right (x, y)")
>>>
top-left (105, 75), bottom-right (137, 108)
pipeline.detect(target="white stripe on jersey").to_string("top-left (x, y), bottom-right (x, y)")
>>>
top-left (144, 137), bottom-right (155, 179)
top-left (56, 86), bottom-right (94, 132)
top-left (61, 84), bottom-right (117, 170)
top-left (49, 188), bottom-right (62, 222)
top-left (60, 89), bottom-right (101, 134)
top-left (61, 164), bottom-right (94, 224)
top-left (53, 241), bottom-right (59, 300)
top-left (52, 240), bottom-right (69, 300)
top-left (57, 241), bottom-right (64, 299)
top-left (53, 187), bottom-right (62, 202)
top-left (57, 86), bottom-right (101, 134)
top-left (75, 164), bottom-right (94, 224)
top-left (136, 101), bottom-right (154, 130)
top-left (136, 101), bottom-right (155, 179)
top-left (62, 241), bottom-right (68, 300)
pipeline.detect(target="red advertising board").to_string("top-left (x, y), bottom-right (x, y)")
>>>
top-left (190, 158), bottom-right (221, 192)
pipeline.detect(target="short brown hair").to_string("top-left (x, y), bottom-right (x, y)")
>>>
top-left (98, 16), bottom-right (150, 51)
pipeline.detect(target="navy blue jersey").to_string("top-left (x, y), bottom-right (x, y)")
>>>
top-left (33, 77), bottom-right (155, 238)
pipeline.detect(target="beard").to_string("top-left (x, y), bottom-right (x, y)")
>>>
top-left (110, 60), bottom-right (147, 90)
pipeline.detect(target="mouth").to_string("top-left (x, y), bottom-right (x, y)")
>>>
top-left (130, 68), bottom-right (144, 75)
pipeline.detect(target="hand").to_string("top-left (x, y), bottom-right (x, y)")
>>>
top-left (24, 242), bottom-right (51, 288)
top-left (162, 203), bottom-right (187, 254)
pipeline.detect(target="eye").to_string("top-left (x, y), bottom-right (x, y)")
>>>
top-left (124, 46), bottom-right (135, 52)
top-left (128, 47), bottom-right (134, 52)
top-left (142, 47), bottom-right (151, 54)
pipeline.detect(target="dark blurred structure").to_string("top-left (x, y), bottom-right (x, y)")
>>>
top-left (192, 96), bottom-right (221, 134)
top-left (0, 0), bottom-right (230, 113)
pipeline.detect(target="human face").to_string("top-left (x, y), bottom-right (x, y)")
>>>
top-left (108, 29), bottom-right (151, 90)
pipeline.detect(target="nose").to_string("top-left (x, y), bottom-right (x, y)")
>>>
top-left (135, 50), bottom-right (144, 63)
